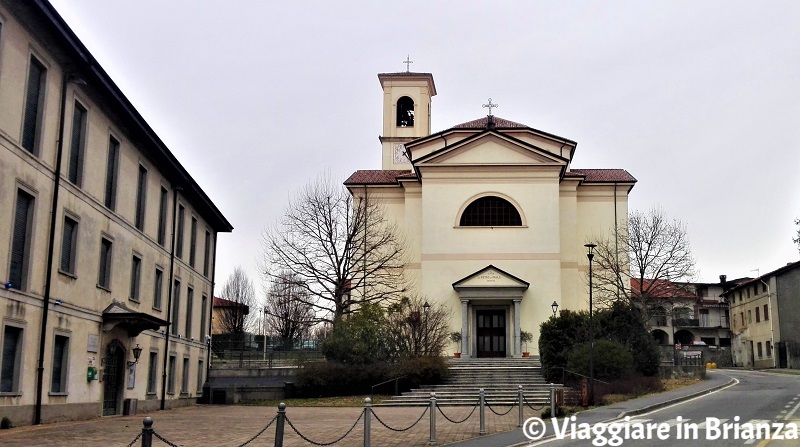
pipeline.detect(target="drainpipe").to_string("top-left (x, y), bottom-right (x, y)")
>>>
top-left (204, 233), bottom-right (218, 392)
top-left (34, 73), bottom-right (85, 425)
top-left (161, 186), bottom-right (182, 409)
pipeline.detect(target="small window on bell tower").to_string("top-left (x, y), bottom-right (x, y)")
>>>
top-left (397, 96), bottom-right (415, 127)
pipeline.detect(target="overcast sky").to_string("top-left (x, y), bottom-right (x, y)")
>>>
top-left (49, 1), bottom-right (800, 290)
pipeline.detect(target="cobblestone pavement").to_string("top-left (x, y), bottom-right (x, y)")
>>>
top-left (0, 403), bottom-right (544, 446)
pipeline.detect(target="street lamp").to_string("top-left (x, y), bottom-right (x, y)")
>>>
top-left (127, 344), bottom-right (143, 367)
top-left (551, 301), bottom-right (559, 317)
top-left (423, 301), bottom-right (430, 356)
top-left (585, 243), bottom-right (596, 406)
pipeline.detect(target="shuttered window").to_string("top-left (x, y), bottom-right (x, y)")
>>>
top-left (189, 217), bottom-right (197, 267)
top-left (153, 268), bottom-right (164, 310)
top-left (185, 287), bottom-right (193, 339)
top-left (1, 326), bottom-right (23, 392)
top-left (98, 238), bottom-right (113, 289)
top-left (60, 216), bottom-right (78, 274)
top-left (104, 136), bottom-right (120, 210)
top-left (157, 187), bottom-right (168, 246)
top-left (67, 102), bottom-right (87, 185)
top-left (135, 165), bottom-right (147, 231)
top-left (50, 335), bottom-right (69, 393)
top-left (130, 255), bottom-right (142, 301)
top-left (171, 280), bottom-right (181, 335)
top-left (200, 295), bottom-right (208, 341)
top-left (203, 230), bottom-right (211, 277)
top-left (10, 190), bottom-right (35, 290)
top-left (147, 352), bottom-right (158, 394)
top-left (176, 205), bottom-right (185, 258)
top-left (22, 56), bottom-right (46, 153)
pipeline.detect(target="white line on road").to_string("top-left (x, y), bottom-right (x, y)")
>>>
top-left (784, 399), bottom-right (800, 421)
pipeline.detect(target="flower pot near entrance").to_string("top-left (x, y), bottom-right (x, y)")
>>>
top-left (521, 331), bottom-right (533, 358)
top-left (450, 331), bottom-right (463, 358)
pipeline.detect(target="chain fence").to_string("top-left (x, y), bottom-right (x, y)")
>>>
top-left (124, 385), bottom-right (559, 446)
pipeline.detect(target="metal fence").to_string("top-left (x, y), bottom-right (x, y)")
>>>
top-left (211, 336), bottom-right (324, 369)
top-left (125, 385), bottom-right (557, 447)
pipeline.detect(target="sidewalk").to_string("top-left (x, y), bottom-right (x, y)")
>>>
top-left (446, 370), bottom-right (735, 447)
top-left (0, 371), bottom-right (735, 447)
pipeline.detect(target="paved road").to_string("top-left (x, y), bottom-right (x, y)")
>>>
top-left (521, 370), bottom-right (800, 447)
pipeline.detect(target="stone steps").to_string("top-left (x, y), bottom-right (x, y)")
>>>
top-left (376, 357), bottom-right (556, 407)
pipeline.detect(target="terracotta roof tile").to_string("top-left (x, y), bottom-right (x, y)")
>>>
top-left (378, 72), bottom-right (434, 77)
top-left (452, 116), bottom-right (528, 129)
top-left (344, 170), bottom-right (414, 185)
top-left (568, 169), bottom-right (636, 182)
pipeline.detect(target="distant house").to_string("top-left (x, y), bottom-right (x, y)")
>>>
top-left (211, 297), bottom-right (250, 335)
top-left (633, 277), bottom-right (745, 347)
top-left (723, 261), bottom-right (800, 369)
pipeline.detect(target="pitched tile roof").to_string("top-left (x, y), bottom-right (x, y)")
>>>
top-left (567, 169), bottom-right (636, 182)
top-left (452, 116), bottom-right (528, 129)
top-left (344, 170), bottom-right (415, 185)
top-left (213, 297), bottom-right (249, 313)
top-left (378, 72), bottom-right (434, 77)
top-left (630, 279), bottom-right (697, 299)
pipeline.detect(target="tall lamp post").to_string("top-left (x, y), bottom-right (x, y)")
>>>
top-left (423, 301), bottom-right (430, 356)
top-left (585, 243), bottom-right (596, 406)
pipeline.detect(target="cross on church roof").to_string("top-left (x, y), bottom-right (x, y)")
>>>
top-left (403, 55), bottom-right (413, 72)
top-left (482, 98), bottom-right (498, 116)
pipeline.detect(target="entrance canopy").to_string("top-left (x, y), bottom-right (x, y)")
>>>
top-left (452, 265), bottom-right (529, 300)
top-left (102, 301), bottom-right (169, 337)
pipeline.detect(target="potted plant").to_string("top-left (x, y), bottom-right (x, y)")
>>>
top-left (450, 331), bottom-right (463, 358)
top-left (521, 331), bottom-right (533, 358)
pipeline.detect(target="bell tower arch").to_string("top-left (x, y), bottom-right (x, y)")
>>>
top-left (377, 71), bottom-right (436, 170)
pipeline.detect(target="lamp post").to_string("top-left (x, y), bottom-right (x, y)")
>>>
top-left (551, 301), bottom-right (559, 317)
top-left (423, 301), bottom-right (430, 356)
top-left (585, 243), bottom-right (596, 406)
top-left (127, 344), bottom-right (144, 367)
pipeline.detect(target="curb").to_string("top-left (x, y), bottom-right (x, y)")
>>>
top-left (507, 373), bottom-right (738, 447)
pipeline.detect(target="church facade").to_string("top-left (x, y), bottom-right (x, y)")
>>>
top-left (345, 71), bottom-right (635, 358)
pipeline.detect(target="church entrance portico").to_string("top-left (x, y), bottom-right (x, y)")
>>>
top-left (452, 265), bottom-right (529, 358)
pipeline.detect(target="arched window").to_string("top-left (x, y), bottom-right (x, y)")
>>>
top-left (396, 96), bottom-right (414, 127)
top-left (459, 196), bottom-right (522, 227)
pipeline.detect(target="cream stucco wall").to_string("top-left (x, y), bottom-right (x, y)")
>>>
top-left (0, 2), bottom-right (228, 426)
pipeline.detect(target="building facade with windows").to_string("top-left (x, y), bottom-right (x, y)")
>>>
top-left (726, 261), bottom-right (800, 369)
top-left (0, 0), bottom-right (232, 425)
top-left (345, 71), bottom-right (636, 358)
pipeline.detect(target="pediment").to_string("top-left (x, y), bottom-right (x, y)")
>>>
top-left (414, 132), bottom-right (568, 168)
top-left (452, 265), bottom-right (530, 290)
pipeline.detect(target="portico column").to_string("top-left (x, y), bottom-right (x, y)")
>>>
top-left (461, 299), bottom-right (469, 357)
top-left (513, 299), bottom-right (522, 357)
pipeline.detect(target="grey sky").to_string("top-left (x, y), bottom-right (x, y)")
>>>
top-left (49, 1), bottom-right (800, 288)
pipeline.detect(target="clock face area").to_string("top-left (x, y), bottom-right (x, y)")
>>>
top-left (393, 144), bottom-right (410, 164)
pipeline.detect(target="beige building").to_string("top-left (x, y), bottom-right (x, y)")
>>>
top-left (0, 0), bottom-right (232, 425)
top-left (345, 71), bottom-right (635, 358)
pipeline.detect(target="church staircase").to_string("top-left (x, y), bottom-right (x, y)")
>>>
top-left (376, 356), bottom-right (558, 406)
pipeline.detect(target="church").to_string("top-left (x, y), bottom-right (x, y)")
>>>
top-left (345, 70), bottom-right (635, 358)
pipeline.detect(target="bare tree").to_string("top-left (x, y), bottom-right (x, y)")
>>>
top-left (264, 271), bottom-right (315, 340)
top-left (260, 174), bottom-right (408, 325)
top-left (385, 295), bottom-right (452, 357)
top-left (793, 218), bottom-right (800, 253)
top-left (216, 266), bottom-right (257, 334)
top-left (591, 208), bottom-right (696, 322)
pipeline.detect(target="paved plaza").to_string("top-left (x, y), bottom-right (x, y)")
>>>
top-left (0, 403), bottom-right (543, 447)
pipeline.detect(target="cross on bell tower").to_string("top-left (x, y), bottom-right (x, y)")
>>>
top-left (403, 55), bottom-right (413, 72)
top-left (482, 98), bottom-right (498, 116)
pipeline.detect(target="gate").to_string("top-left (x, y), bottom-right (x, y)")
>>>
top-left (103, 340), bottom-right (125, 416)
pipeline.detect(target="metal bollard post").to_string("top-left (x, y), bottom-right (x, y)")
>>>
top-left (518, 385), bottom-right (524, 427)
top-left (141, 417), bottom-right (153, 447)
top-left (429, 392), bottom-right (437, 445)
top-left (274, 403), bottom-right (286, 447)
top-left (364, 397), bottom-right (372, 447)
top-left (549, 383), bottom-right (556, 418)
top-left (479, 388), bottom-right (486, 436)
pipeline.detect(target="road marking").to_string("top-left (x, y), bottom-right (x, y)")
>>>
top-left (695, 418), bottom-right (728, 429)
top-left (634, 376), bottom-right (740, 418)
top-left (786, 404), bottom-right (792, 408)
top-left (785, 399), bottom-right (800, 420)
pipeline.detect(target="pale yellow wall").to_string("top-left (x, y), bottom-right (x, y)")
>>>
top-left (0, 3), bottom-right (219, 423)
top-left (730, 277), bottom-right (777, 367)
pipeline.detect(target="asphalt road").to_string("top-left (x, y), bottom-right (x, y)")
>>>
top-left (523, 370), bottom-right (800, 447)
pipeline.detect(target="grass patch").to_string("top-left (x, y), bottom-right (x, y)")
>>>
top-left (242, 395), bottom-right (392, 407)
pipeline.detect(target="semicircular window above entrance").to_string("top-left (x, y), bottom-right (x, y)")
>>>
top-left (459, 196), bottom-right (522, 227)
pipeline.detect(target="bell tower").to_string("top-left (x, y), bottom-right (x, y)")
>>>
top-left (378, 68), bottom-right (436, 170)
